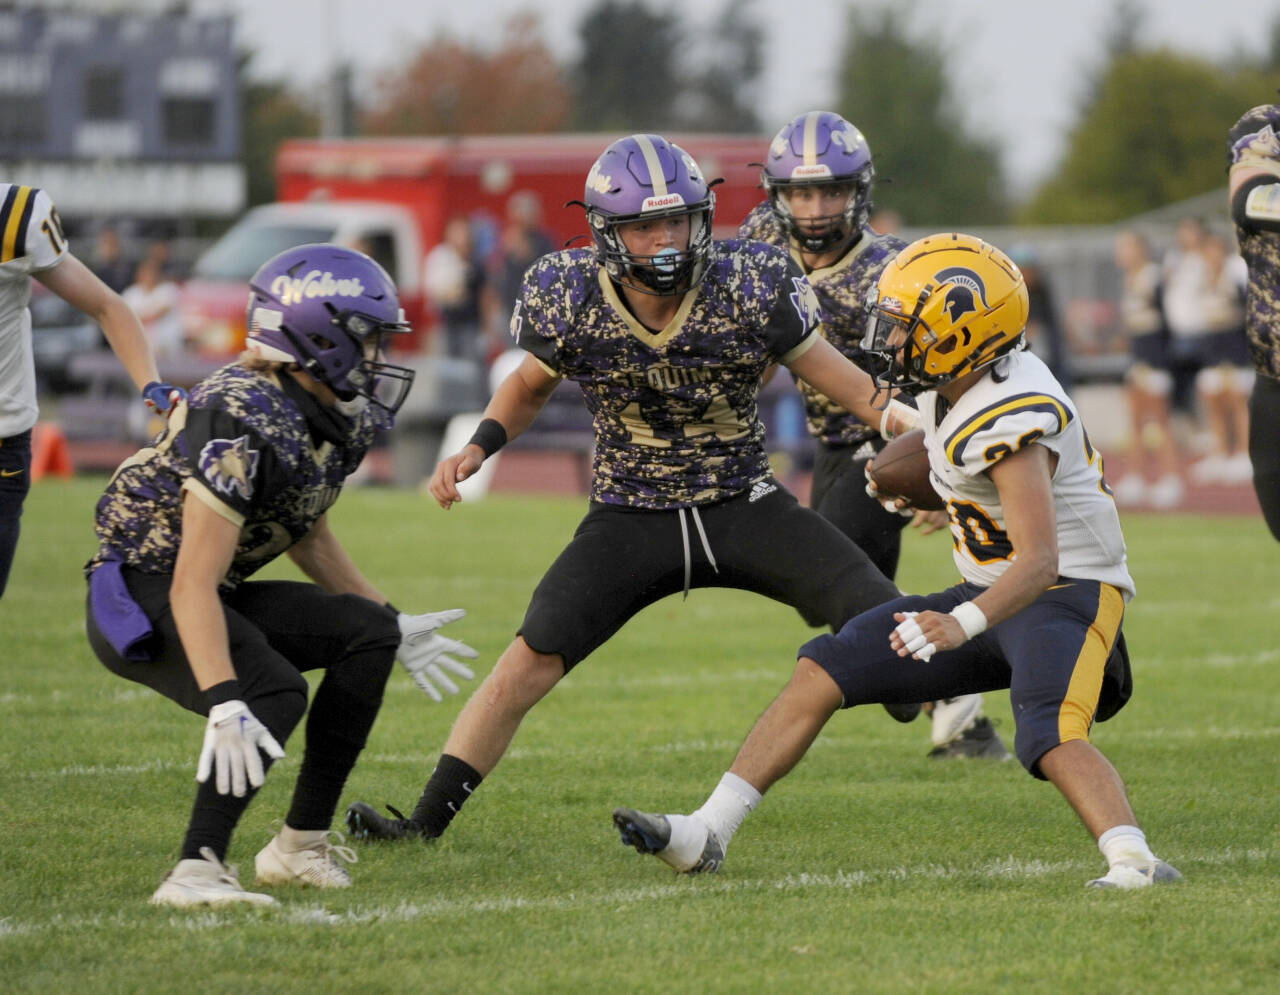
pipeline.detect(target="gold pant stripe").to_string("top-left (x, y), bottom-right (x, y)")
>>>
top-left (1058, 583), bottom-right (1125, 743)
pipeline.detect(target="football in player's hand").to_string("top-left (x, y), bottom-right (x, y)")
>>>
top-left (867, 429), bottom-right (945, 511)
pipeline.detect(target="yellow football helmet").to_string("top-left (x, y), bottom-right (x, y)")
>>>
top-left (862, 233), bottom-right (1029, 395)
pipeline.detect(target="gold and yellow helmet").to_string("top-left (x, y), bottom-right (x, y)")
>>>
top-left (862, 233), bottom-right (1029, 395)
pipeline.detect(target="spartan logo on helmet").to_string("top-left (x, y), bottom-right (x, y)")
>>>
top-left (934, 266), bottom-right (990, 324)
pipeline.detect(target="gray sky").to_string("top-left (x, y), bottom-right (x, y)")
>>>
top-left (201, 0), bottom-right (1275, 196)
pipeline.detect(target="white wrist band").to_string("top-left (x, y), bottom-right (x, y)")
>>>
top-left (949, 601), bottom-right (988, 639)
top-left (879, 398), bottom-right (920, 440)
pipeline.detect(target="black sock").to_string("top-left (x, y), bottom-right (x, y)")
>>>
top-left (178, 685), bottom-right (307, 861)
top-left (410, 754), bottom-right (483, 838)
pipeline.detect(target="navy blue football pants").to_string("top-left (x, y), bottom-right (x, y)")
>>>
top-left (0, 429), bottom-right (32, 599)
top-left (800, 578), bottom-right (1133, 779)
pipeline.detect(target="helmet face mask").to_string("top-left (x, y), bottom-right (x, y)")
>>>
top-left (762, 111), bottom-right (875, 253)
top-left (861, 233), bottom-right (1030, 397)
top-left (245, 244), bottom-right (416, 415)
top-left (583, 134), bottom-right (716, 296)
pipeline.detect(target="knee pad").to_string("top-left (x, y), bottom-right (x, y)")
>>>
top-left (251, 674), bottom-right (309, 743)
top-left (1232, 366), bottom-right (1256, 394)
top-left (336, 594), bottom-right (400, 655)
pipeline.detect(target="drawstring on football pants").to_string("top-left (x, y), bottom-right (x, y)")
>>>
top-left (677, 506), bottom-right (718, 599)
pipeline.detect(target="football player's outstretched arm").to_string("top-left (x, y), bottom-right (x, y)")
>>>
top-left (785, 336), bottom-right (919, 438)
top-left (35, 254), bottom-right (160, 393)
top-left (428, 352), bottom-right (561, 509)
top-left (286, 512), bottom-right (387, 604)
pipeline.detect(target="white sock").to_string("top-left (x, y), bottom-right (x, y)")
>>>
top-left (1097, 824), bottom-right (1156, 866)
top-left (658, 815), bottom-right (710, 871)
top-left (691, 772), bottom-right (762, 847)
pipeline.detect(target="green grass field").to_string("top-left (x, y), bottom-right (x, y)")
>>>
top-left (2, 477), bottom-right (1278, 993)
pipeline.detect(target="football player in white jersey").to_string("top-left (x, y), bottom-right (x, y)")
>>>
top-left (0, 183), bottom-right (183, 596)
top-left (614, 234), bottom-right (1181, 889)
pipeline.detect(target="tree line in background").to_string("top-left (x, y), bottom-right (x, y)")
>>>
top-left (241, 0), bottom-right (1280, 226)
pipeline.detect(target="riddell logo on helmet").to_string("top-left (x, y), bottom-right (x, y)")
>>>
top-left (270, 270), bottom-right (365, 306)
top-left (642, 194), bottom-right (685, 210)
top-left (791, 165), bottom-right (833, 178)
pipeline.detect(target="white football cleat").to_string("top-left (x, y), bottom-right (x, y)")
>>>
top-left (151, 847), bottom-right (277, 908)
top-left (255, 827), bottom-right (357, 889)
top-left (1086, 857), bottom-right (1182, 890)
top-left (930, 695), bottom-right (983, 747)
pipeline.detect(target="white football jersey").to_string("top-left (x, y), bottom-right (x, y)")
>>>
top-left (917, 349), bottom-right (1135, 599)
top-left (0, 184), bottom-right (68, 437)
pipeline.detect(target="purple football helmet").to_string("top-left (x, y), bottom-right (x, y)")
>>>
top-left (762, 111), bottom-right (875, 253)
top-left (245, 244), bottom-right (415, 415)
top-left (583, 134), bottom-right (716, 295)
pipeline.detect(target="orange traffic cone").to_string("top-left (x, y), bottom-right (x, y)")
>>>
top-left (31, 421), bottom-right (74, 481)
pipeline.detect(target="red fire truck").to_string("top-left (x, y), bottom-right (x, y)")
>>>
top-left (180, 133), bottom-right (771, 355)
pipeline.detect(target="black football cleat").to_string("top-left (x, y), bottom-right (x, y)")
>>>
top-left (344, 802), bottom-right (428, 841)
top-left (927, 716), bottom-right (1011, 760)
top-left (612, 808), bottom-right (724, 873)
top-left (882, 701), bottom-right (923, 723)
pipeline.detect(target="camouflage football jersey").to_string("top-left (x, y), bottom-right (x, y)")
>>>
top-left (1228, 132), bottom-right (1280, 380)
top-left (88, 365), bottom-right (383, 588)
top-left (0, 184), bottom-right (68, 437)
top-left (513, 240), bottom-right (820, 509)
top-left (916, 349), bottom-right (1134, 598)
top-left (738, 200), bottom-right (904, 446)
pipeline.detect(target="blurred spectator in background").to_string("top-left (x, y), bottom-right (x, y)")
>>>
top-left (1161, 217), bottom-right (1210, 417)
top-left (1189, 232), bottom-right (1252, 484)
top-left (868, 206), bottom-right (902, 235)
top-left (123, 257), bottom-right (184, 359)
top-left (90, 227), bottom-right (135, 294)
top-left (143, 237), bottom-right (178, 280)
top-left (484, 190), bottom-right (555, 359)
top-left (1111, 229), bottom-right (1183, 509)
top-left (423, 216), bottom-right (486, 362)
top-left (1011, 245), bottom-right (1072, 390)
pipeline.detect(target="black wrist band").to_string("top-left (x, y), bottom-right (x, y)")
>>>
top-left (205, 679), bottom-right (243, 707)
top-left (384, 601), bottom-right (400, 616)
top-left (467, 418), bottom-right (508, 458)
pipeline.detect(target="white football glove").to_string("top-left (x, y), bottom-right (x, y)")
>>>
top-left (396, 609), bottom-right (478, 702)
top-left (196, 700), bottom-right (286, 797)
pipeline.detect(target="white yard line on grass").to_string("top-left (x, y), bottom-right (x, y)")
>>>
top-left (0, 848), bottom-right (1270, 938)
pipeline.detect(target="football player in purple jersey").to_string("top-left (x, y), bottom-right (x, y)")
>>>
top-left (344, 133), bottom-right (920, 846)
top-left (84, 244), bottom-right (476, 907)
top-left (0, 182), bottom-right (183, 599)
top-left (739, 112), bottom-right (1006, 759)
top-left (1227, 102), bottom-right (1280, 540)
